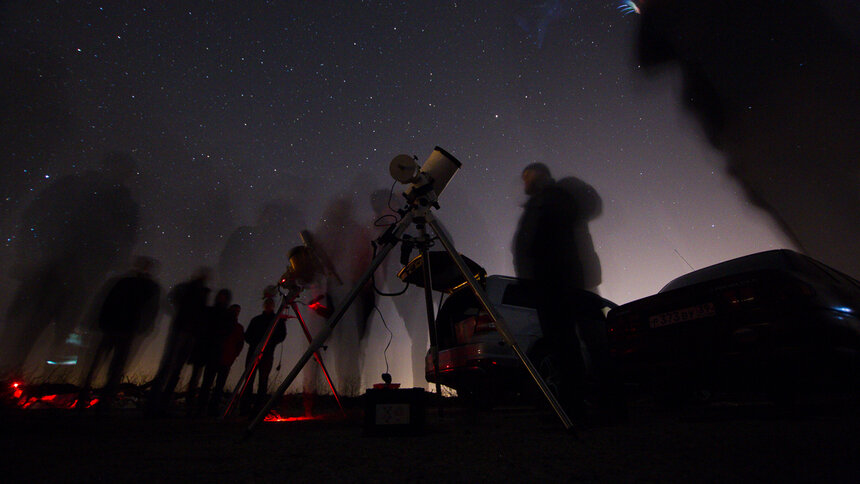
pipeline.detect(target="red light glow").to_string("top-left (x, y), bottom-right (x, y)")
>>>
top-left (263, 409), bottom-right (323, 422)
top-left (13, 387), bottom-right (99, 410)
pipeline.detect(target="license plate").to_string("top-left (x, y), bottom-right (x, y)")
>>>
top-left (649, 302), bottom-right (716, 329)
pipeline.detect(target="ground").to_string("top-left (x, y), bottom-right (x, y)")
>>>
top-left (1, 390), bottom-right (858, 483)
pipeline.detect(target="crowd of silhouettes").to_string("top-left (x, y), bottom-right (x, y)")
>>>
top-left (69, 259), bottom-right (295, 418)
top-left (144, 273), bottom-right (284, 418)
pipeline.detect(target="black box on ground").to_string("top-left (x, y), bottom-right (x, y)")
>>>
top-left (363, 387), bottom-right (426, 436)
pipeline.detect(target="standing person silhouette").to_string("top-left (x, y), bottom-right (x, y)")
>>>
top-left (313, 197), bottom-right (373, 396)
top-left (513, 163), bottom-right (607, 420)
top-left (147, 268), bottom-right (210, 416)
top-left (197, 300), bottom-right (244, 416)
top-left (242, 293), bottom-right (286, 414)
top-left (368, 188), bottom-right (427, 388)
top-left (78, 256), bottom-right (161, 411)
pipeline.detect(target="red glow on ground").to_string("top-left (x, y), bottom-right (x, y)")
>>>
top-left (11, 386), bottom-right (100, 410)
top-left (263, 409), bottom-right (324, 422)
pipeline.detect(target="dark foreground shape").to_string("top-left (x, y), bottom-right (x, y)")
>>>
top-left (607, 249), bottom-right (860, 403)
top-left (2, 392), bottom-right (859, 482)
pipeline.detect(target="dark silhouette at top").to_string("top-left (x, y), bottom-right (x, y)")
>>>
top-left (217, 200), bottom-right (306, 317)
top-left (78, 256), bottom-right (161, 410)
top-left (0, 38), bottom-right (74, 238)
top-left (637, 0), bottom-right (860, 278)
top-left (1, 152), bottom-right (140, 375)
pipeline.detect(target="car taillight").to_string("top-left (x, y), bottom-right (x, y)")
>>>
top-left (454, 314), bottom-right (496, 343)
top-left (774, 278), bottom-right (816, 299)
top-left (719, 284), bottom-right (759, 307)
top-left (608, 312), bottom-right (642, 347)
top-left (720, 276), bottom-right (816, 308)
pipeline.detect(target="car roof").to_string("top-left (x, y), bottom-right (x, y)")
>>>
top-left (658, 249), bottom-right (839, 293)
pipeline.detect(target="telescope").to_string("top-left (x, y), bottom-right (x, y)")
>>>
top-left (389, 146), bottom-right (461, 205)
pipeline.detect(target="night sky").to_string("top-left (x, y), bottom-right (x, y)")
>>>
top-left (1, 1), bottom-right (806, 385)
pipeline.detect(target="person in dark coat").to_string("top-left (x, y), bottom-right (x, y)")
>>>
top-left (146, 268), bottom-right (211, 416)
top-left (196, 299), bottom-right (244, 416)
top-left (188, 288), bottom-right (232, 415)
top-left (242, 295), bottom-right (286, 413)
top-left (513, 163), bottom-right (608, 420)
top-left (78, 256), bottom-right (160, 410)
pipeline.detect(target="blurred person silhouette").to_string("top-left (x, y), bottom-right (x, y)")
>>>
top-left (218, 200), bottom-right (306, 314)
top-left (286, 245), bottom-right (331, 417)
top-left (77, 256), bottom-right (161, 411)
top-left (0, 38), bottom-right (74, 308)
top-left (513, 163), bottom-right (610, 420)
top-left (241, 291), bottom-right (286, 414)
top-left (1, 151), bottom-right (139, 375)
top-left (369, 188), bottom-right (428, 388)
top-left (313, 196), bottom-right (373, 395)
top-left (555, 176), bottom-right (603, 293)
top-left (196, 300), bottom-right (244, 416)
top-left (187, 288), bottom-right (232, 416)
top-left (147, 268), bottom-right (211, 416)
top-left (636, 0), bottom-right (859, 278)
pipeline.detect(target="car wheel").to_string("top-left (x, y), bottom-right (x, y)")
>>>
top-left (536, 351), bottom-right (566, 399)
top-left (530, 345), bottom-right (578, 414)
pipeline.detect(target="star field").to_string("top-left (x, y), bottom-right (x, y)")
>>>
top-left (0, 1), bottom-right (797, 380)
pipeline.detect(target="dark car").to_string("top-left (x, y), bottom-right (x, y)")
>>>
top-left (422, 273), bottom-right (615, 405)
top-left (606, 249), bottom-right (860, 400)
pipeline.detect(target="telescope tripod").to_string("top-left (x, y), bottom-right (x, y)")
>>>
top-left (222, 286), bottom-right (344, 419)
top-left (246, 202), bottom-right (575, 435)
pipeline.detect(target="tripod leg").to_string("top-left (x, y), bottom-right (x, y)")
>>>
top-left (246, 213), bottom-right (413, 435)
top-left (290, 303), bottom-right (345, 415)
top-left (427, 217), bottom-right (575, 432)
top-left (416, 227), bottom-right (444, 410)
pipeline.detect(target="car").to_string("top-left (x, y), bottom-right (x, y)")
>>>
top-left (403, 253), bottom-right (616, 406)
top-left (606, 249), bottom-right (860, 401)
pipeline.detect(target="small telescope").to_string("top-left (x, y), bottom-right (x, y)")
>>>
top-left (389, 146), bottom-right (461, 205)
top-left (280, 245), bottom-right (316, 288)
